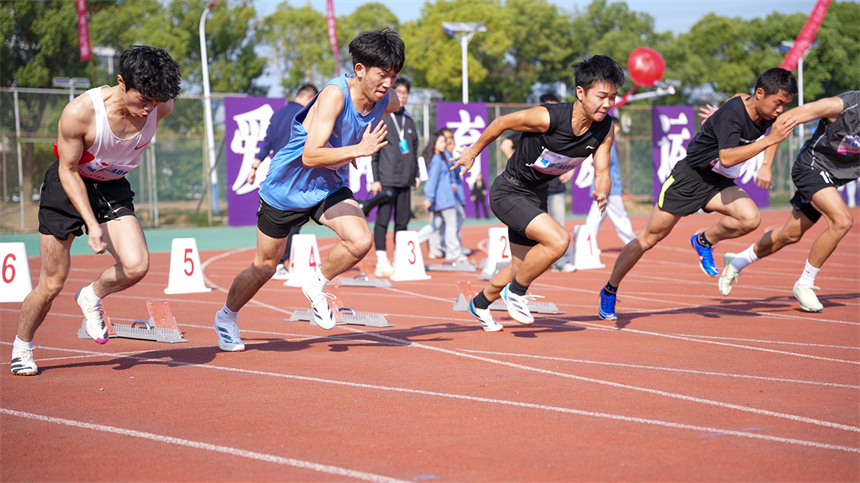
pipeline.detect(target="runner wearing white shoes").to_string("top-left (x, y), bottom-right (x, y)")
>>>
top-left (213, 29), bottom-right (404, 350)
top-left (451, 55), bottom-right (623, 331)
top-left (598, 68), bottom-right (798, 321)
top-left (10, 46), bottom-right (181, 375)
top-left (718, 91), bottom-right (859, 312)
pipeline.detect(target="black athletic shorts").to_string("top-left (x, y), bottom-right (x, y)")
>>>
top-left (489, 172), bottom-right (548, 247)
top-left (790, 158), bottom-right (855, 223)
top-left (38, 162), bottom-right (136, 240)
top-left (257, 186), bottom-right (355, 238)
top-left (657, 161), bottom-right (736, 216)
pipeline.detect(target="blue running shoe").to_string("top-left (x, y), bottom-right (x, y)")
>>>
top-left (690, 234), bottom-right (718, 277)
top-left (598, 290), bottom-right (617, 321)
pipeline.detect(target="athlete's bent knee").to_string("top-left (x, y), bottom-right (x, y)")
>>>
top-left (830, 211), bottom-right (853, 237)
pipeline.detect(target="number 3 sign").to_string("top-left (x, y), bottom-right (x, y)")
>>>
top-left (0, 243), bottom-right (33, 303)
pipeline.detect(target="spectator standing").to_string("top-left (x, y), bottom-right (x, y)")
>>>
top-left (370, 78), bottom-right (420, 277)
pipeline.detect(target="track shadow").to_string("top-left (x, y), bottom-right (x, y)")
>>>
top-left (41, 344), bottom-right (220, 374)
top-left (612, 291), bottom-right (859, 329)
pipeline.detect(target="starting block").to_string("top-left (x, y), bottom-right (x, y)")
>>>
top-left (77, 300), bottom-right (188, 343)
top-left (451, 280), bottom-right (563, 314)
top-left (287, 285), bottom-right (392, 328)
top-left (425, 258), bottom-right (478, 272)
top-left (335, 263), bottom-right (393, 288)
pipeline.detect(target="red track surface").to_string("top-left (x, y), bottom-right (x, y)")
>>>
top-left (2, 208), bottom-right (858, 481)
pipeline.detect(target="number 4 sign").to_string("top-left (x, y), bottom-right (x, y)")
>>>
top-left (0, 243), bottom-right (33, 303)
top-left (164, 238), bottom-right (212, 294)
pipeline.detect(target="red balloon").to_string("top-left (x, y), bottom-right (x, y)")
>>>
top-left (627, 47), bottom-right (665, 87)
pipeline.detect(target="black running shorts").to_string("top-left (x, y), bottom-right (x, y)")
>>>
top-left (257, 186), bottom-right (355, 238)
top-left (489, 172), bottom-right (548, 247)
top-left (790, 158), bottom-right (854, 223)
top-left (38, 162), bottom-right (136, 240)
top-left (657, 161), bottom-right (736, 216)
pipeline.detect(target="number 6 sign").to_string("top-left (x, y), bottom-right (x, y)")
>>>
top-left (0, 243), bottom-right (32, 303)
top-left (164, 238), bottom-right (212, 294)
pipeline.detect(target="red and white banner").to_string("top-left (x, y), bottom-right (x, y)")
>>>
top-left (326, 0), bottom-right (341, 76)
top-left (77, 0), bottom-right (91, 61)
top-left (779, 0), bottom-right (830, 72)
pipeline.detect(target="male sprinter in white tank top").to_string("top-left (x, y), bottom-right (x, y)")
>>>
top-left (212, 29), bottom-right (404, 351)
top-left (10, 46), bottom-right (181, 375)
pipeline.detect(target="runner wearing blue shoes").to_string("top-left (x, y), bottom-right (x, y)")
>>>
top-left (451, 55), bottom-right (622, 331)
top-left (598, 68), bottom-right (798, 321)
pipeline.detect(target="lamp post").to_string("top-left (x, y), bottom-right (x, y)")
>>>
top-left (200, 0), bottom-right (220, 215)
top-left (442, 22), bottom-right (486, 104)
top-left (52, 77), bottom-right (91, 101)
top-left (781, 40), bottom-right (819, 143)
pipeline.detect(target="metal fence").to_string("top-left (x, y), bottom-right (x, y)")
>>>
top-left (0, 87), bottom-right (803, 233)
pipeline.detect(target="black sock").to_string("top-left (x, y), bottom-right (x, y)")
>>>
top-left (603, 283), bottom-right (618, 295)
top-left (473, 291), bottom-right (492, 310)
top-left (509, 279), bottom-right (529, 296)
top-left (697, 232), bottom-right (712, 248)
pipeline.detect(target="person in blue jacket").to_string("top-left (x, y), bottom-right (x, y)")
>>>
top-left (417, 131), bottom-right (464, 262)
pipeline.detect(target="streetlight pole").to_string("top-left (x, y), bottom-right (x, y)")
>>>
top-left (781, 40), bottom-right (819, 144)
top-left (200, 0), bottom-right (220, 215)
top-left (443, 22), bottom-right (487, 104)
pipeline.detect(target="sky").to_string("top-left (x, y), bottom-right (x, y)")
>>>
top-left (250, 0), bottom-right (825, 96)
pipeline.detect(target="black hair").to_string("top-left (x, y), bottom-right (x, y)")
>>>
top-left (296, 83), bottom-right (319, 97)
top-left (539, 93), bottom-right (560, 103)
top-left (421, 130), bottom-right (446, 164)
top-left (119, 46), bottom-right (181, 102)
top-left (754, 68), bottom-right (798, 97)
top-left (348, 28), bottom-right (405, 73)
top-left (573, 55), bottom-right (624, 93)
top-left (394, 77), bottom-right (411, 92)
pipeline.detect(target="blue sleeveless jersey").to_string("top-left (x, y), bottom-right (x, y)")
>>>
top-left (260, 75), bottom-right (390, 211)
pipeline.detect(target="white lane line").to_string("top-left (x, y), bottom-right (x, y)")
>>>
top-left (4, 353), bottom-right (857, 454)
top-left (0, 409), bottom-right (408, 483)
top-left (459, 349), bottom-right (860, 389)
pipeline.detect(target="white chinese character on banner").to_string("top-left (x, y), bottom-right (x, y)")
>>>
top-left (230, 104), bottom-right (274, 195)
top-left (446, 109), bottom-right (486, 185)
top-left (574, 155), bottom-right (595, 189)
top-left (656, 125), bottom-right (691, 184)
top-left (349, 156), bottom-right (375, 193)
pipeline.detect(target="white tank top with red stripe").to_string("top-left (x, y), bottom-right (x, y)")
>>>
top-left (73, 86), bottom-right (158, 181)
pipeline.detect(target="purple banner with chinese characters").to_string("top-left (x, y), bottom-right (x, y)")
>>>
top-left (651, 105), bottom-right (768, 208)
top-left (436, 102), bottom-right (489, 218)
top-left (570, 157), bottom-right (595, 215)
top-left (224, 96), bottom-right (284, 226)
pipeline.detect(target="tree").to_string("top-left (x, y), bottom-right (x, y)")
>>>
top-left (259, 3), bottom-right (333, 94)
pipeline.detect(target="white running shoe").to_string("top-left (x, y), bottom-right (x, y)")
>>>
top-left (214, 311), bottom-right (245, 351)
top-left (552, 263), bottom-right (577, 273)
top-left (11, 348), bottom-right (37, 376)
top-left (374, 259), bottom-right (394, 278)
top-left (468, 298), bottom-right (503, 332)
top-left (719, 253), bottom-right (740, 296)
top-left (793, 283), bottom-right (823, 312)
top-left (75, 288), bottom-right (109, 344)
top-left (500, 284), bottom-right (534, 325)
top-left (302, 283), bottom-right (337, 329)
top-left (271, 263), bottom-right (290, 281)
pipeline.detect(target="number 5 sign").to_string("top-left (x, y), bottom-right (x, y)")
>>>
top-left (0, 243), bottom-right (33, 303)
top-left (164, 238), bottom-right (212, 294)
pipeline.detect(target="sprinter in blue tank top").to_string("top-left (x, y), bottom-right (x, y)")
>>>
top-left (213, 29), bottom-right (404, 350)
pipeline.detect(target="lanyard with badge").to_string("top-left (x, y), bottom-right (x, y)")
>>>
top-left (390, 113), bottom-right (410, 154)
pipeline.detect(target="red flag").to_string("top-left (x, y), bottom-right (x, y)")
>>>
top-left (77, 0), bottom-right (91, 61)
top-left (326, 0), bottom-right (341, 76)
top-left (779, 0), bottom-right (830, 72)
